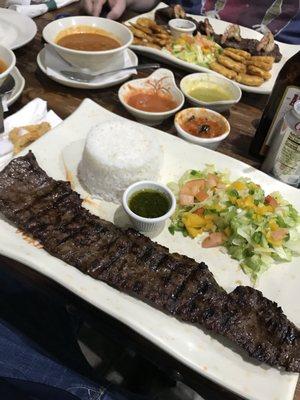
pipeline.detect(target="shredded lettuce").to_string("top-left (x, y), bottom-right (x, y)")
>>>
top-left (165, 33), bottom-right (222, 68)
top-left (168, 166), bottom-right (300, 282)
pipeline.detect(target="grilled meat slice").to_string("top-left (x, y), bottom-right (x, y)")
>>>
top-left (198, 18), bottom-right (215, 37)
top-left (155, 5), bottom-right (198, 27)
top-left (155, 5), bottom-right (186, 25)
top-left (0, 152), bottom-right (299, 372)
top-left (221, 24), bottom-right (242, 44)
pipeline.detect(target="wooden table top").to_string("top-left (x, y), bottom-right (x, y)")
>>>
top-left (3, 3), bottom-right (299, 400)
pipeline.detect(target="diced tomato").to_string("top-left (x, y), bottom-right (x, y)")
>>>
top-left (202, 232), bottom-right (226, 248)
top-left (179, 193), bottom-right (194, 206)
top-left (195, 190), bottom-right (209, 202)
top-left (180, 179), bottom-right (206, 196)
top-left (193, 207), bottom-right (204, 216)
top-left (207, 174), bottom-right (218, 189)
top-left (271, 228), bottom-right (288, 242)
top-left (265, 195), bottom-right (278, 208)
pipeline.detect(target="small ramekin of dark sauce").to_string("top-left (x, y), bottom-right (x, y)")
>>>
top-left (122, 181), bottom-right (176, 234)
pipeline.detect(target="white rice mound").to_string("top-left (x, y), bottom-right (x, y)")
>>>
top-left (78, 120), bottom-right (163, 203)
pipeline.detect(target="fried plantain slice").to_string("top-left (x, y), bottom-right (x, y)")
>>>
top-left (246, 59), bottom-right (273, 71)
top-left (225, 47), bottom-right (251, 59)
top-left (247, 65), bottom-right (271, 80)
top-left (210, 61), bottom-right (238, 80)
top-left (250, 56), bottom-right (275, 64)
top-left (223, 48), bottom-right (246, 63)
top-left (236, 73), bottom-right (264, 86)
top-left (218, 55), bottom-right (246, 73)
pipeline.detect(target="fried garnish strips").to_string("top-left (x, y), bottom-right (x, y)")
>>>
top-left (129, 22), bottom-right (152, 35)
top-left (127, 17), bottom-right (171, 49)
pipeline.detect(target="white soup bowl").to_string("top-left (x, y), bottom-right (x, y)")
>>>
top-left (42, 16), bottom-right (133, 74)
top-left (0, 45), bottom-right (16, 86)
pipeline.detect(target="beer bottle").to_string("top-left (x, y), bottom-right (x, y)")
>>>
top-left (250, 51), bottom-right (300, 158)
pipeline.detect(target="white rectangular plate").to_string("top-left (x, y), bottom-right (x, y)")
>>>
top-left (126, 2), bottom-right (299, 94)
top-left (0, 99), bottom-right (299, 400)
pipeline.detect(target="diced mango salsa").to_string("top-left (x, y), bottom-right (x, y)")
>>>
top-left (182, 213), bottom-right (216, 238)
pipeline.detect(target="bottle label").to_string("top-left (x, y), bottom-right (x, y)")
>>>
top-left (260, 85), bottom-right (300, 156)
top-left (272, 124), bottom-right (300, 186)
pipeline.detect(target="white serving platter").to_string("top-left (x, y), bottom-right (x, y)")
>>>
top-left (0, 8), bottom-right (37, 50)
top-left (126, 2), bottom-right (300, 94)
top-left (0, 98), bottom-right (299, 400)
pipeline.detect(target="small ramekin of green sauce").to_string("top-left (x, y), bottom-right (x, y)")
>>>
top-left (122, 181), bottom-right (176, 234)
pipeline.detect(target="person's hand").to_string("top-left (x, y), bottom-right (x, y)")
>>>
top-left (81, 0), bottom-right (127, 19)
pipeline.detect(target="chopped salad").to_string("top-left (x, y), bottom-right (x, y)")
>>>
top-left (168, 166), bottom-right (300, 282)
top-left (165, 33), bottom-right (222, 68)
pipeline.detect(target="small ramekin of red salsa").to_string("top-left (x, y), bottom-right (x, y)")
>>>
top-left (175, 107), bottom-right (230, 150)
top-left (118, 68), bottom-right (184, 126)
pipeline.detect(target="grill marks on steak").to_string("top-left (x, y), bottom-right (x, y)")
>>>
top-left (0, 152), bottom-right (299, 372)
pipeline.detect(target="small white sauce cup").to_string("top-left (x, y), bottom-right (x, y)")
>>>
top-left (118, 68), bottom-right (184, 126)
top-left (175, 107), bottom-right (230, 150)
top-left (180, 73), bottom-right (242, 113)
top-left (122, 181), bottom-right (176, 234)
top-left (168, 18), bottom-right (196, 39)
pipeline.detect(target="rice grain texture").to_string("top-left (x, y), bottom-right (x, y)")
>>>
top-left (78, 121), bottom-right (163, 203)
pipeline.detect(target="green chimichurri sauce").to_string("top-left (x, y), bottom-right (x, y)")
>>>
top-left (129, 189), bottom-right (170, 219)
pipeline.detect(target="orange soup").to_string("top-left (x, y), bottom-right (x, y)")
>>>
top-left (57, 32), bottom-right (120, 51)
top-left (0, 59), bottom-right (7, 74)
top-left (126, 91), bottom-right (178, 113)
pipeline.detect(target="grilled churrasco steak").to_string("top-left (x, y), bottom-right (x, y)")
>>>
top-left (0, 152), bottom-right (299, 372)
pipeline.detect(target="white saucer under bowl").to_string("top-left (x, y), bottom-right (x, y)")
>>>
top-left (37, 47), bottom-right (138, 89)
top-left (0, 9), bottom-right (37, 50)
top-left (7, 67), bottom-right (25, 107)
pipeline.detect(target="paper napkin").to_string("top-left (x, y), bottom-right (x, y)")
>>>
top-left (0, 98), bottom-right (62, 170)
top-left (6, 0), bottom-right (79, 18)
